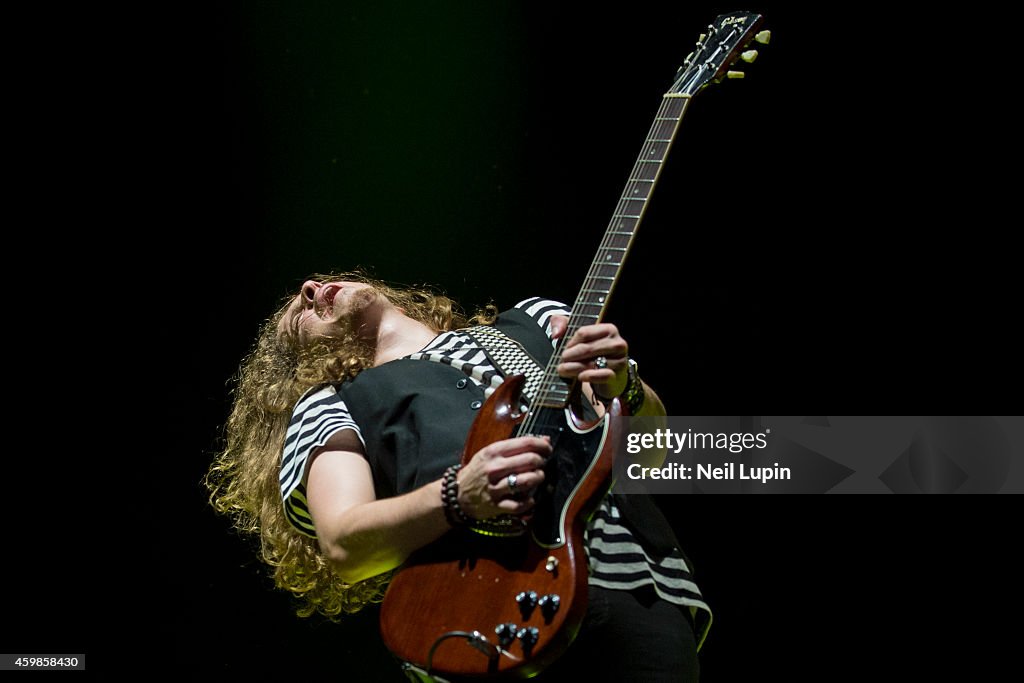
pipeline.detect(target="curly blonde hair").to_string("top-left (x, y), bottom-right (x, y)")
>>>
top-left (206, 271), bottom-right (495, 617)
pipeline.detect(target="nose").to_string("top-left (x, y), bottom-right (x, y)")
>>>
top-left (301, 281), bottom-right (320, 305)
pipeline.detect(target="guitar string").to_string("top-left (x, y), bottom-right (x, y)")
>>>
top-left (520, 95), bottom-right (680, 435)
top-left (520, 19), bottom-right (752, 432)
top-left (520, 19), bottom-right (750, 434)
top-left (522, 95), bottom-right (676, 433)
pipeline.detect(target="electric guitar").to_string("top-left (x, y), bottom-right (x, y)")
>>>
top-left (380, 12), bottom-right (769, 680)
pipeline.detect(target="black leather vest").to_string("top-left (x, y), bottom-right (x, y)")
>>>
top-left (339, 307), bottom-right (684, 558)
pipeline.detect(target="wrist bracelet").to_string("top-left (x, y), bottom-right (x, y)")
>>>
top-left (621, 358), bottom-right (645, 415)
top-left (595, 358), bottom-right (645, 414)
top-left (469, 515), bottom-right (527, 538)
top-left (441, 464), bottom-right (470, 527)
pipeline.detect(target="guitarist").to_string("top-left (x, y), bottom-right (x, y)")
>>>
top-left (208, 272), bottom-right (711, 681)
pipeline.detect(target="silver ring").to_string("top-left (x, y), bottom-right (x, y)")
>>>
top-left (594, 356), bottom-right (608, 369)
top-left (507, 473), bottom-right (519, 494)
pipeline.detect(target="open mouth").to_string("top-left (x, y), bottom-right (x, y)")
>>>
top-left (318, 283), bottom-right (342, 316)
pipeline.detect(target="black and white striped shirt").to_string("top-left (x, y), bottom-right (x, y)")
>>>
top-left (280, 297), bottom-right (711, 646)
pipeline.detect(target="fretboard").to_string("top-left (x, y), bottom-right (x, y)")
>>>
top-left (533, 93), bottom-right (692, 410)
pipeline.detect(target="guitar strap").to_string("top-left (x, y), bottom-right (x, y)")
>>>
top-left (464, 324), bottom-right (546, 404)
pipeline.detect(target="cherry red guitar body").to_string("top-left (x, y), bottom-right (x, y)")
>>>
top-left (379, 375), bottom-right (620, 680)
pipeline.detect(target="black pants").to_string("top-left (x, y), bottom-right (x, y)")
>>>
top-left (532, 585), bottom-right (700, 682)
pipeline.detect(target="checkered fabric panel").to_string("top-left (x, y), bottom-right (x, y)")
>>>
top-left (465, 325), bottom-right (546, 405)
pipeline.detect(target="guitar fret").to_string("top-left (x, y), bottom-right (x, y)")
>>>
top-left (552, 77), bottom-right (686, 408)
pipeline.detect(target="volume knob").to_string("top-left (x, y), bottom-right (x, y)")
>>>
top-left (515, 591), bottom-right (538, 607)
top-left (495, 622), bottom-right (518, 647)
top-left (517, 626), bottom-right (540, 647)
top-left (538, 594), bottom-right (561, 618)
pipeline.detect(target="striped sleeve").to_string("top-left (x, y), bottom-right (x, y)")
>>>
top-left (514, 297), bottom-right (572, 346)
top-left (279, 384), bottom-right (365, 537)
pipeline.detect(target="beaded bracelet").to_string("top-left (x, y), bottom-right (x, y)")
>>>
top-left (442, 464), bottom-right (528, 536)
top-left (441, 464), bottom-right (470, 527)
top-left (469, 514), bottom-right (528, 538)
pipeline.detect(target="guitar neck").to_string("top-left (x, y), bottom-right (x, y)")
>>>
top-left (524, 11), bottom-right (767, 412)
top-left (534, 93), bottom-right (692, 410)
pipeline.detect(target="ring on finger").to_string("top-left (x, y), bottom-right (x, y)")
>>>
top-left (507, 473), bottom-right (519, 494)
top-left (594, 356), bottom-right (608, 369)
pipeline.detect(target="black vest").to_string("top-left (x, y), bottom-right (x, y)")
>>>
top-left (339, 307), bottom-right (684, 558)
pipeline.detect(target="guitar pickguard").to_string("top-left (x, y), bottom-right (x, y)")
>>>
top-left (519, 407), bottom-right (611, 548)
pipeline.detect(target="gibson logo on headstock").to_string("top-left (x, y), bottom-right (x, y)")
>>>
top-left (720, 16), bottom-right (748, 26)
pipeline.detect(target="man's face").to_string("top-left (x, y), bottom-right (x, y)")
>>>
top-left (277, 280), bottom-right (380, 347)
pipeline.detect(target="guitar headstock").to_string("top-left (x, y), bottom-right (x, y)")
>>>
top-left (670, 12), bottom-right (769, 96)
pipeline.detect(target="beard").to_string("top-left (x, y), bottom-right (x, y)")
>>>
top-left (343, 285), bottom-right (382, 314)
top-left (339, 285), bottom-right (387, 341)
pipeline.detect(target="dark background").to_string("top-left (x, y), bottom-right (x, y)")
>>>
top-left (15, 1), bottom-right (1016, 679)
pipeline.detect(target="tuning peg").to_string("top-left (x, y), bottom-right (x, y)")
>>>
top-left (726, 70), bottom-right (745, 79)
top-left (740, 50), bottom-right (758, 63)
top-left (755, 30), bottom-right (771, 45)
